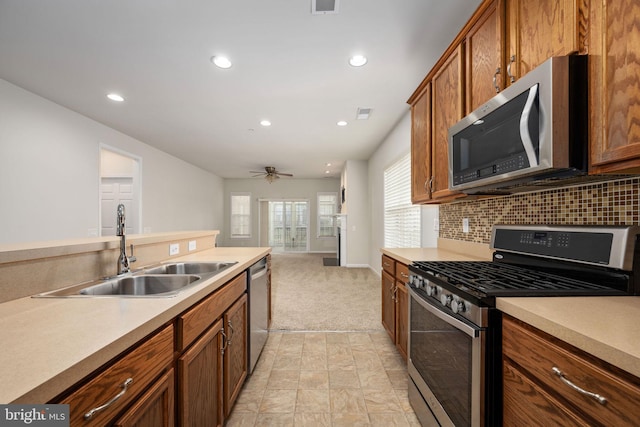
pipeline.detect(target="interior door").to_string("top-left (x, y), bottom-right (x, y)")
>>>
top-left (101, 177), bottom-right (136, 236)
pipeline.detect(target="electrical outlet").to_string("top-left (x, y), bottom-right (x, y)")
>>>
top-left (462, 218), bottom-right (470, 233)
top-left (433, 218), bottom-right (440, 231)
top-left (169, 243), bottom-right (180, 256)
top-left (188, 240), bottom-right (197, 251)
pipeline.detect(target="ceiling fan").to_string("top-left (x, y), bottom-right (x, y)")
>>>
top-left (250, 166), bottom-right (293, 183)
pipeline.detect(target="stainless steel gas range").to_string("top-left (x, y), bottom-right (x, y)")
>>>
top-left (407, 225), bottom-right (640, 427)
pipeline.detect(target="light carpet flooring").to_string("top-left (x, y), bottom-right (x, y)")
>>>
top-left (226, 253), bottom-right (418, 426)
top-left (269, 253), bottom-right (383, 331)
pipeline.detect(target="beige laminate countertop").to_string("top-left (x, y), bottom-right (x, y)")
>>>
top-left (0, 246), bottom-right (269, 404)
top-left (498, 297), bottom-right (640, 378)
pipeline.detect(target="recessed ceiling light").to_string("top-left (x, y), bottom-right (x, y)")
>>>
top-left (326, 163), bottom-right (332, 167)
top-left (337, 121), bottom-right (348, 126)
top-left (260, 120), bottom-right (271, 127)
top-left (211, 56), bottom-right (232, 69)
top-left (107, 93), bottom-right (124, 102)
top-left (325, 170), bottom-right (330, 174)
top-left (349, 55), bottom-right (367, 67)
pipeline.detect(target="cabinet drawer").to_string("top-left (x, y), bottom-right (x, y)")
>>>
top-left (381, 255), bottom-right (395, 276)
top-left (61, 324), bottom-right (174, 427)
top-left (503, 316), bottom-right (640, 427)
top-left (395, 262), bottom-right (409, 283)
top-left (503, 358), bottom-right (590, 426)
top-left (177, 272), bottom-right (247, 351)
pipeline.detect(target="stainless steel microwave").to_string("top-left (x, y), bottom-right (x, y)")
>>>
top-left (448, 55), bottom-right (588, 194)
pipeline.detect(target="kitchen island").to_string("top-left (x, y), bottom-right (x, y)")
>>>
top-left (0, 244), bottom-right (269, 405)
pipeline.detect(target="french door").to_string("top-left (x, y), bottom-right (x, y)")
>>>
top-left (260, 200), bottom-right (309, 252)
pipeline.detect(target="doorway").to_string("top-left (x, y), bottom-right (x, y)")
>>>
top-left (260, 200), bottom-right (309, 252)
top-left (100, 147), bottom-right (141, 236)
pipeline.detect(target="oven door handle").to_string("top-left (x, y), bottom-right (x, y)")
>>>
top-left (409, 287), bottom-right (480, 338)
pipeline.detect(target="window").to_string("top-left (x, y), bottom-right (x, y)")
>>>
top-left (317, 192), bottom-right (338, 238)
top-left (384, 153), bottom-right (420, 247)
top-left (230, 193), bottom-right (251, 238)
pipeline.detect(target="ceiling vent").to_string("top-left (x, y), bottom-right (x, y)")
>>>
top-left (356, 108), bottom-right (372, 120)
top-left (311, 0), bottom-right (339, 15)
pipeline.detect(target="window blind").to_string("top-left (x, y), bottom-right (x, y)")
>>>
top-left (384, 153), bottom-right (420, 247)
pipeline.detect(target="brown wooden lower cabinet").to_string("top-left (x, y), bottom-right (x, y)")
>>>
top-left (223, 293), bottom-right (248, 418)
top-left (381, 255), bottom-right (409, 361)
top-left (178, 319), bottom-right (224, 427)
top-left (503, 315), bottom-right (640, 426)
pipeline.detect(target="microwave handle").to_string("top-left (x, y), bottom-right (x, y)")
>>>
top-left (519, 84), bottom-right (539, 168)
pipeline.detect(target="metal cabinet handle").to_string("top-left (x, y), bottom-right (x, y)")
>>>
top-left (400, 272), bottom-right (409, 279)
top-left (493, 67), bottom-right (501, 93)
top-left (392, 285), bottom-right (398, 303)
top-left (84, 378), bottom-right (133, 419)
top-left (551, 367), bottom-right (607, 405)
top-left (227, 320), bottom-right (234, 346)
top-left (507, 55), bottom-right (516, 83)
top-left (220, 327), bottom-right (228, 355)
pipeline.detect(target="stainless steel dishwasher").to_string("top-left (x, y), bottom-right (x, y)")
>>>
top-left (248, 257), bottom-right (269, 373)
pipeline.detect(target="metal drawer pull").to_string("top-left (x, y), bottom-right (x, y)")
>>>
top-left (551, 367), bottom-right (607, 405)
top-left (84, 378), bottom-right (133, 419)
top-left (400, 272), bottom-right (409, 278)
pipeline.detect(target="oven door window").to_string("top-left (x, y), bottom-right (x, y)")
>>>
top-left (410, 294), bottom-right (484, 427)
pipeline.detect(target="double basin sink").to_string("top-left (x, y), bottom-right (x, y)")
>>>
top-left (34, 261), bottom-right (237, 298)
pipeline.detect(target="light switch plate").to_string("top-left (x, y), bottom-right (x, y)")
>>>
top-left (169, 243), bottom-right (180, 256)
top-left (188, 240), bottom-right (197, 251)
top-left (462, 218), bottom-right (470, 233)
top-left (433, 218), bottom-right (440, 231)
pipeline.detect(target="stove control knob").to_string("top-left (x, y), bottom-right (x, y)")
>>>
top-left (416, 277), bottom-right (424, 288)
top-left (451, 299), bottom-right (466, 314)
top-left (440, 294), bottom-right (451, 307)
top-left (426, 284), bottom-right (437, 297)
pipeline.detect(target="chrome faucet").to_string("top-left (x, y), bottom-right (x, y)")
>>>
top-left (116, 204), bottom-right (136, 275)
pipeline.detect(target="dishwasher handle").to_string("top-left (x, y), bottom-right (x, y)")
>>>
top-left (250, 265), bottom-right (268, 280)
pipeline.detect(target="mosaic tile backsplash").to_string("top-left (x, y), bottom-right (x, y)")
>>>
top-left (439, 177), bottom-right (640, 244)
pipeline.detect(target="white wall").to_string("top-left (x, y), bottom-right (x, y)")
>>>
top-left (221, 178), bottom-right (340, 251)
top-left (341, 160), bottom-right (370, 267)
top-left (368, 111), bottom-right (439, 275)
top-left (0, 79), bottom-right (224, 244)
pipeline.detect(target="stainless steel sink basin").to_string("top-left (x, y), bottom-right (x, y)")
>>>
top-left (78, 274), bottom-right (201, 296)
top-left (144, 261), bottom-right (237, 275)
top-left (33, 261), bottom-right (239, 298)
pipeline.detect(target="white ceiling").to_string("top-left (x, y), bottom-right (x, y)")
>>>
top-left (0, 0), bottom-right (481, 179)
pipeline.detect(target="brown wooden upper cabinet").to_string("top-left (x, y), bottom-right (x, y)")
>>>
top-left (505, 0), bottom-right (584, 83)
top-left (408, 0), bottom-right (600, 204)
top-left (589, 0), bottom-right (640, 174)
top-left (431, 43), bottom-right (466, 201)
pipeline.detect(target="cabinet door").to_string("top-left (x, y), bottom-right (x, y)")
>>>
top-left (431, 43), bottom-right (465, 200)
top-left (506, 0), bottom-right (581, 81)
top-left (411, 83), bottom-right (432, 203)
top-left (394, 282), bottom-right (408, 361)
top-left (589, 0), bottom-right (640, 173)
top-left (381, 270), bottom-right (396, 342)
top-left (465, 0), bottom-right (504, 111)
top-left (114, 369), bottom-right (175, 427)
top-left (178, 319), bottom-right (224, 427)
top-left (223, 294), bottom-right (248, 418)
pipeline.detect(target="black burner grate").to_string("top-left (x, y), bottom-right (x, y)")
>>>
top-left (411, 261), bottom-right (622, 296)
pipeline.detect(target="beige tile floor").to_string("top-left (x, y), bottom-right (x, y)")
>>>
top-left (226, 331), bottom-right (421, 426)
